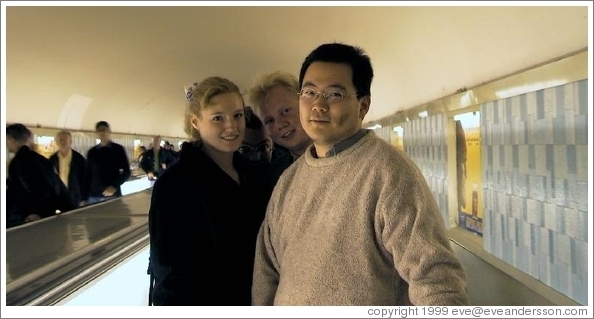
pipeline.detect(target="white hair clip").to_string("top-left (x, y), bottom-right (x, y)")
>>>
top-left (184, 82), bottom-right (199, 101)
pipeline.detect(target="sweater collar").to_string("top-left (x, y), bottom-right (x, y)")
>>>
top-left (311, 129), bottom-right (370, 158)
top-left (305, 130), bottom-right (375, 167)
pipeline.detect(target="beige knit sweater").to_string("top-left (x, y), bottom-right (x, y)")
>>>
top-left (252, 132), bottom-right (469, 306)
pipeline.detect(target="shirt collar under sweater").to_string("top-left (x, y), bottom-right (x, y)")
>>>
top-left (311, 129), bottom-right (370, 158)
top-left (304, 129), bottom-right (374, 167)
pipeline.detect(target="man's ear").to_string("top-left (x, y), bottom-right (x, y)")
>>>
top-left (358, 95), bottom-right (371, 120)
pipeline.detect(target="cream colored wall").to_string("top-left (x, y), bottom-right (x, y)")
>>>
top-left (6, 6), bottom-right (588, 137)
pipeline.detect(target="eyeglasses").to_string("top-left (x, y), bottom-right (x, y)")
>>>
top-left (238, 143), bottom-right (274, 158)
top-left (298, 88), bottom-right (358, 104)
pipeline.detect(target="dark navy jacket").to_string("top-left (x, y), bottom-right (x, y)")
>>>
top-left (6, 145), bottom-right (74, 228)
top-left (139, 147), bottom-right (178, 178)
top-left (267, 144), bottom-right (295, 187)
top-left (148, 142), bottom-right (272, 305)
top-left (49, 149), bottom-right (87, 207)
top-left (84, 141), bottom-right (131, 199)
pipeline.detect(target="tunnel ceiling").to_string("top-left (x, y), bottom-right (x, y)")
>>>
top-left (5, 5), bottom-right (588, 138)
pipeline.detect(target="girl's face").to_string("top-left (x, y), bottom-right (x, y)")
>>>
top-left (190, 92), bottom-right (245, 156)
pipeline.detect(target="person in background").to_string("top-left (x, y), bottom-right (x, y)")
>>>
top-left (247, 70), bottom-right (312, 184)
top-left (83, 121), bottom-right (131, 205)
top-left (6, 123), bottom-right (74, 228)
top-left (137, 145), bottom-right (147, 163)
top-left (148, 76), bottom-right (272, 305)
top-left (49, 130), bottom-right (88, 208)
top-left (252, 43), bottom-right (469, 306)
top-left (238, 106), bottom-right (274, 167)
top-left (163, 141), bottom-right (179, 157)
top-left (140, 135), bottom-right (178, 181)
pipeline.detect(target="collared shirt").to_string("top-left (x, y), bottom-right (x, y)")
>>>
top-left (58, 149), bottom-right (72, 188)
top-left (311, 129), bottom-right (370, 158)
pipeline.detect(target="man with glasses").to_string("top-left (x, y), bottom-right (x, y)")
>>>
top-left (239, 107), bottom-right (275, 166)
top-left (252, 43), bottom-right (469, 306)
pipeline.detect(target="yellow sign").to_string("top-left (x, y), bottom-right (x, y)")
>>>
top-left (455, 114), bottom-right (483, 236)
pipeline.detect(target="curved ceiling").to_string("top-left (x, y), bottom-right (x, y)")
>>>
top-left (5, 5), bottom-right (589, 138)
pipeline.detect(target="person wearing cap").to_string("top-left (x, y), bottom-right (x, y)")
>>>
top-left (83, 121), bottom-right (131, 205)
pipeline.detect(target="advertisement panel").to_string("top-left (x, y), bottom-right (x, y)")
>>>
top-left (455, 113), bottom-right (483, 235)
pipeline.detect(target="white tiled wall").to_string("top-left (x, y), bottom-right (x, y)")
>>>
top-left (374, 80), bottom-right (588, 305)
top-left (482, 80), bottom-right (588, 305)
top-left (401, 114), bottom-right (450, 226)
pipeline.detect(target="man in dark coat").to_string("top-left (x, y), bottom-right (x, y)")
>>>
top-left (49, 130), bottom-right (88, 208)
top-left (140, 135), bottom-right (178, 180)
top-left (6, 123), bottom-right (74, 228)
top-left (83, 121), bottom-right (131, 205)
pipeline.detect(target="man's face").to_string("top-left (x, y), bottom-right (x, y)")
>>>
top-left (298, 61), bottom-right (370, 156)
top-left (56, 133), bottom-right (72, 150)
top-left (6, 136), bottom-right (18, 153)
top-left (153, 136), bottom-right (161, 149)
top-left (239, 126), bottom-right (273, 165)
top-left (95, 125), bottom-right (111, 141)
top-left (256, 85), bottom-right (311, 155)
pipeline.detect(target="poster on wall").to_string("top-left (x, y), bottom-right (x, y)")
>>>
top-left (454, 112), bottom-right (483, 236)
top-left (390, 126), bottom-right (404, 151)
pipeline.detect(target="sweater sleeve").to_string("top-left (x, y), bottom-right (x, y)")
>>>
top-left (252, 210), bottom-right (281, 305)
top-left (379, 168), bottom-right (470, 306)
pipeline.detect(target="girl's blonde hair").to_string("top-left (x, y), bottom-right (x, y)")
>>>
top-left (183, 76), bottom-right (244, 141)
